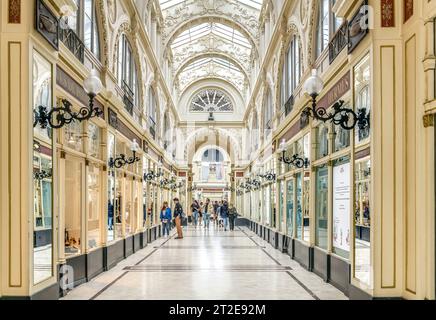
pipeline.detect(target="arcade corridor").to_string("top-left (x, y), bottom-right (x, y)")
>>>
top-left (62, 226), bottom-right (346, 300)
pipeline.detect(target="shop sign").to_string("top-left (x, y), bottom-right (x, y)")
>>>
top-left (333, 162), bottom-right (351, 253)
top-left (348, 0), bottom-right (369, 54)
top-left (35, 0), bottom-right (59, 50)
top-left (316, 71), bottom-right (351, 112)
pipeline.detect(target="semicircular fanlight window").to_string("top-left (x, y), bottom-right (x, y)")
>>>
top-left (190, 89), bottom-right (234, 112)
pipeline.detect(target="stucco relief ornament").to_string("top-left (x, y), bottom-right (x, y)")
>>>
top-left (300, 0), bottom-right (309, 28)
top-left (107, 0), bottom-right (117, 25)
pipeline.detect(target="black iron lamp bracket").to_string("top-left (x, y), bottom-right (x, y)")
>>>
top-left (109, 152), bottom-right (140, 169)
top-left (279, 151), bottom-right (310, 169)
top-left (302, 96), bottom-right (370, 131)
top-left (33, 97), bottom-right (102, 129)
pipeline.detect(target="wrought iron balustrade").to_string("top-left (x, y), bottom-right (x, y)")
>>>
top-left (122, 81), bottom-right (135, 116)
top-left (329, 22), bottom-right (348, 64)
top-left (60, 28), bottom-right (85, 63)
top-left (149, 117), bottom-right (156, 140)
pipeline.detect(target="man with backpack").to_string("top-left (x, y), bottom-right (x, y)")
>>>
top-left (173, 198), bottom-right (184, 239)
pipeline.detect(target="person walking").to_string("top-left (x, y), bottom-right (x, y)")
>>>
top-left (229, 203), bottom-right (238, 231)
top-left (213, 201), bottom-right (219, 226)
top-left (203, 199), bottom-right (212, 229)
top-left (221, 201), bottom-right (230, 231)
top-left (199, 202), bottom-right (204, 227)
top-left (160, 202), bottom-right (172, 237)
top-left (173, 198), bottom-right (184, 239)
top-left (191, 200), bottom-right (200, 228)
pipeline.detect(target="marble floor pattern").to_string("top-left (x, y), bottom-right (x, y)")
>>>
top-left (62, 226), bottom-right (348, 300)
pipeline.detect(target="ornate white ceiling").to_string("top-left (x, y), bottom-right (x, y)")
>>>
top-left (159, 0), bottom-right (262, 99)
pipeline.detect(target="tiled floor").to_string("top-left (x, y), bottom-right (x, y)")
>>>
top-left (62, 226), bottom-right (348, 300)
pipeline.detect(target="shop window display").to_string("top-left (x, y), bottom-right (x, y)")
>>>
top-left (114, 171), bottom-right (124, 238)
top-left (333, 122), bottom-right (350, 153)
top-left (65, 155), bottom-right (84, 256)
top-left (33, 50), bottom-right (54, 285)
top-left (125, 177), bottom-right (134, 235)
top-left (354, 158), bottom-right (371, 286)
top-left (286, 179), bottom-right (294, 237)
top-left (354, 55), bottom-right (371, 143)
top-left (332, 157), bottom-right (351, 259)
top-left (107, 133), bottom-right (116, 242)
top-left (64, 120), bottom-right (84, 152)
top-left (88, 122), bottom-right (101, 159)
top-left (279, 181), bottom-right (284, 232)
top-left (302, 174), bottom-right (311, 243)
top-left (296, 172), bottom-right (303, 240)
top-left (316, 123), bottom-right (329, 159)
top-left (87, 163), bottom-right (101, 249)
top-left (315, 165), bottom-right (329, 250)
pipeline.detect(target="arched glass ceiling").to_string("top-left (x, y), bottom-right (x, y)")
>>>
top-left (159, 0), bottom-right (263, 11)
top-left (172, 22), bottom-right (251, 49)
top-left (178, 57), bottom-right (246, 93)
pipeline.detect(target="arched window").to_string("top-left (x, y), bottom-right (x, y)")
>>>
top-left (263, 88), bottom-right (274, 136)
top-left (66, 0), bottom-right (100, 59)
top-left (281, 34), bottom-right (302, 109)
top-left (315, 0), bottom-right (343, 59)
top-left (201, 149), bottom-right (225, 181)
top-left (202, 149), bottom-right (224, 163)
top-left (252, 111), bottom-right (259, 150)
top-left (163, 114), bottom-right (170, 150)
top-left (117, 35), bottom-right (140, 117)
top-left (148, 87), bottom-right (157, 139)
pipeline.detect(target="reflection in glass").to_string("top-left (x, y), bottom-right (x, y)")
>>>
top-left (125, 177), bottom-right (133, 235)
top-left (316, 124), bottom-right (329, 159)
top-left (65, 156), bottom-right (83, 256)
top-left (88, 122), bottom-right (101, 159)
top-left (33, 50), bottom-right (53, 284)
top-left (286, 179), bottom-right (294, 237)
top-left (107, 133), bottom-right (115, 241)
top-left (354, 159), bottom-right (371, 286)
top-left (315, 166), bottom-right (328, 249)
top-left (279, 181), bottom-right (284, 232)
top-left (64, 120), bottom-right (84, 152)
top-left (88, 163), bottom-right (101, 249)
top-left (296, 173), bottom-right (303, 240)
top-left (354, 55), bottom-right (371, 143)
top-left (303, 174), bottom-right (310, 243)
top-left (334, 122), bottom-right (350, 153)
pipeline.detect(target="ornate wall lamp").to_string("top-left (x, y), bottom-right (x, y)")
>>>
top-left (33, 69), bottom-right (103, 129)
top-left (144, 168), bottom-right (164, 182)
top-left (301, 69), bottom-right (370, 131)
top-left (278, 139), bottom-right (310, 169)
top-left (258, 171), bottom-right (276, 182)
top-left (109, 139), bottom-right (140, 169)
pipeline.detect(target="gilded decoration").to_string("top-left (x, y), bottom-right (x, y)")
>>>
top-left (8, 0), bottom-right (21, 24)
top-left (381, 0), bottom-right (395, 27)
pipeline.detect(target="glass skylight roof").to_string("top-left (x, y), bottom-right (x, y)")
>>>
top-left (172, 22), bottom-right (251, 49)
top-left (159, 0), bottom-right (263, 11)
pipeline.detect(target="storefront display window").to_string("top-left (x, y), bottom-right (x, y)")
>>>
top-left (64, 120), bottom-right (84, 152)
top-left (296, 173), bottom-right (303, 240)
top-left (88, 163), bottom-right (101, 250)
top-left (279, 181), bottom-right (284, 232)
top-left (316, 123), bottom-right (329, 159)
top-left (354, 158), bottom-right (371, 286)
top-left (315, 165), bottom-right (328, 250)
top-left (115, 171), bottom-right (124, 238)
top-left (333, 123), bottom-right (350, 153)
top-left (303, 174), bottom-right (310, 243)
top-left (354, 55), bottom-right (371, 144)
top-left (332, 157), bottom-right (351, 259)
top-left (88, 122), bottom-right (101, 159)
top-left (65, 155), bottom-right (84, 256)
top-left (286, 179), bottom-right (294, 237)
top-left (32, 50), bottom-right (54, 285)
top-left (107, 133), bottom-right (116, 242)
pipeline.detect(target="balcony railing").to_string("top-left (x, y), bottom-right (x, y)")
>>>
top-left (283, 95), bottom-right (294, 118)
top-left (60, 28), bottom-right (85, 63)
top-left (149, 117), bottom-right (156, 140)
top-left (122, 81), bottom-right (135, 116)
top-left (329, 22), bottom-right (348, 64)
